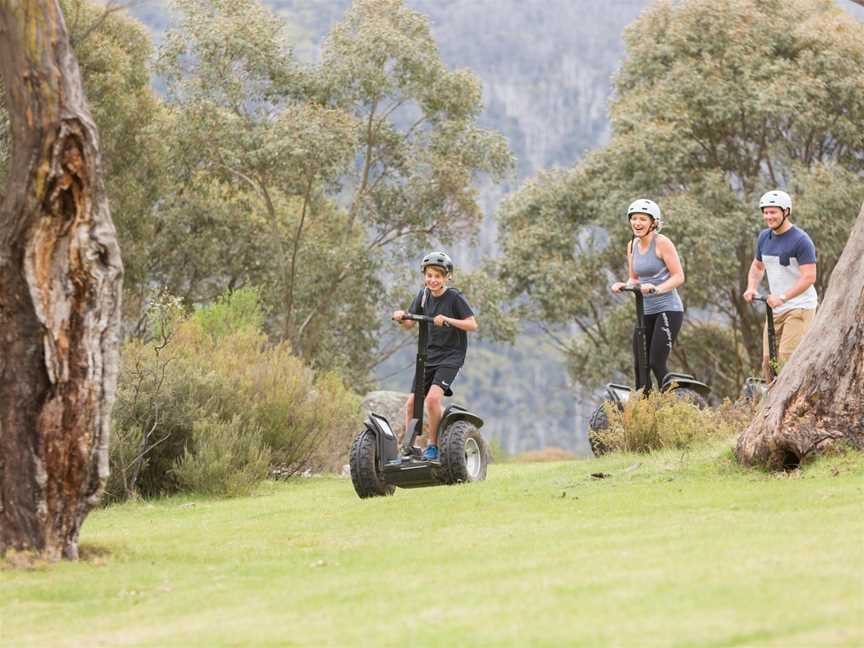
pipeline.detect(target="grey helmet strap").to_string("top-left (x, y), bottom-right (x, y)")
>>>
top-left (421, 287), bottom-right (429, 310)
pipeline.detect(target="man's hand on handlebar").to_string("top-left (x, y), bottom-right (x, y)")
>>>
top-left (611, 282), bottom-right (626, 293)
top-left (765, 294), bottom-right (785, 308)
top-left (742, 288), bottom-right (757, 303)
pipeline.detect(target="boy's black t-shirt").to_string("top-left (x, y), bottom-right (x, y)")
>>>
top-left (408, 287), bottom-right (474, 368)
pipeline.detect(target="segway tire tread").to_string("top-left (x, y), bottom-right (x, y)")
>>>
top-left (588, 403), bottom-right (611, 456)
top-left (349, 429), bottom-right (395, 498)
top-left (438, 420), bottom-right (488, 484)
top-left (671, 387), bottom-right (708, 409)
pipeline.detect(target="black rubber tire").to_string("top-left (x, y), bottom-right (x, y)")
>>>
top-left (349, 429), bottom-right (395, 498)
top-left (438, 421), bottom-right (488, 484)
top-left (588, 403), bottom-right (610, 456)
top-left (671, 387), bottom-right (708, 409)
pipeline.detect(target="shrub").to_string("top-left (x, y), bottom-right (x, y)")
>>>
top-left (110, 288), bottom-right (360, 500)
top-left (192, 287), bottom-right (265, 341)
top-left (593, 391), bottom-right (751, 454)
top-left (173, 416), bottom-right (271, 497)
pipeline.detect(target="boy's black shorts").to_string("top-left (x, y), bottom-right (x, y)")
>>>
top-left (411, 365), bottom-right (459, 398)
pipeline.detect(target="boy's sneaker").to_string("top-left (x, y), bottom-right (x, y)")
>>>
top-left (422, 445), bottom-right (439, 461)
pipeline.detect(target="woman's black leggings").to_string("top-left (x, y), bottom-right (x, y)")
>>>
top-left (633, 310), bottom-right (684, 392)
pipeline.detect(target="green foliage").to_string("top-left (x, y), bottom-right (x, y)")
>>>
top-left (593, 392), bottom-right (751, 454)
top-left (498, 0), bottom-right (864, 398)
top-left (191, 286), bottom-right (265, 340)
top-left (109, 289), bottom-right (360, 500)
top-left (173, 416), bottom-right (271, 497)
top-left (150, 0), bottom-right (513, 383)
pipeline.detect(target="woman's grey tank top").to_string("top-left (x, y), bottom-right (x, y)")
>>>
top-left (631, 235), bottom-right (684, 315)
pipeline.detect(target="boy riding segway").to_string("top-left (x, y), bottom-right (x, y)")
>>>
top-left (349, 251), bottom-right (488, 498)
top-left (393, 251), bottom-right (478, 460)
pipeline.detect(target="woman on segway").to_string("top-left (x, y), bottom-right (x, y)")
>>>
top-left (610, 199), bottom-right (685, 393)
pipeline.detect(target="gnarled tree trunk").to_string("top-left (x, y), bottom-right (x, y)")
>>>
top-left (0, 1), bottom-right (122, 560)
top-left (736, 204), bottom-right (864, 469)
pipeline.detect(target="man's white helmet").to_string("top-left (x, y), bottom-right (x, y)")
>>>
top-left (759, 190), bottom-right (792, 213)
top-left (627, 198), bottom-right (663, 232)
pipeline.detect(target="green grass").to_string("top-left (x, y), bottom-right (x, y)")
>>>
top-left (2, 441), bottom-right (863, 647)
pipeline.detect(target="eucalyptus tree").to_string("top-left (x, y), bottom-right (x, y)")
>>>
top-left (0, 1), bottom-right (123, 560)
top-left (157, 0), bottom-right (512, 380)
top-left (498, 0), bottom-right (864, 398)
top-left (1, 2), bottom-right (174, 326)
top-left (60, 0), bottom-right (171, 323)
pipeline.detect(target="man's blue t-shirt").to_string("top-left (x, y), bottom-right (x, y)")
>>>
top-left (755, 225), bottom-right (817, 313)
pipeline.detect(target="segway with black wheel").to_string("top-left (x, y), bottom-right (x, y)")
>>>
top-left (588, 283), bottom-right (711, 455)
top-left (741, 295), bottom-right (778, 401)
top-left (349, 305), bottom-right (488, 498)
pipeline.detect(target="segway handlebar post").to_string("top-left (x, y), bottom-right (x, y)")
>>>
top-left (394, 309), bottom-right (453, 456)
top-left (618, 282), bottom-right (655, 393)
top-left (751, 295), bottom-right (777, 380)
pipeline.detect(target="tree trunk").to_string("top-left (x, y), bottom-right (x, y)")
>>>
top-left (0, 1), bottom-right (122, 560)
top-left (736, 204), bottom-right (864, 469)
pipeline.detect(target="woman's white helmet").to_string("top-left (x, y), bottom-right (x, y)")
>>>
top-left (759, 190), bottom-right (792, 213)
top-left (627, 198), bottom-right (663, 232)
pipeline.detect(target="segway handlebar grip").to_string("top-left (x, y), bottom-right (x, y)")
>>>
top-left (398, 313), bottom-right (435, 323)
top-left (621, 283), bottom-right (655, 295)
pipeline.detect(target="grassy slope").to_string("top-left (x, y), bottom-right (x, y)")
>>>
top-left (2, 441), bottom-right (863, 647)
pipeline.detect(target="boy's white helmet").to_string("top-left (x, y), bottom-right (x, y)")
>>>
top-left (627, 198), bottom-right (663, 232)
top-left (759, 190), bottom-right (792, 213)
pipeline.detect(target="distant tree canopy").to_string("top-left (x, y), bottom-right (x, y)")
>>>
top-left (154, 0), bottom-right (512, 383)
top-left (497, 0), bottom-right (864, 398)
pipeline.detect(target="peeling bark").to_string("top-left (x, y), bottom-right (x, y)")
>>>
top-left (0, 1), bottom-right (122, 560)
top-left (736, 204), bottom-right (864, 469)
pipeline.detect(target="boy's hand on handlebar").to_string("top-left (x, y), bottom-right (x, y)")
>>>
top-left (433, 314), bottom-right (449, 327)
top-left (742, 288), bottom-right (757, 303)
top-left (392, 309), bottom-right (406, 321)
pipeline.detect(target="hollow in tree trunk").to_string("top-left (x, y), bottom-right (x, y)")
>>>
top-left (736, 204), bottom-right (864, 469)
top-left (0, 2), bottom-right (123, 560)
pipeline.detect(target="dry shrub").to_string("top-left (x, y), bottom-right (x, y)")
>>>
top-left (109, 289), bottom-right (360, 500)
top-left (173, 416), bottom-right (271, 497)
top-left (594, 391), bottom-right (750, 454)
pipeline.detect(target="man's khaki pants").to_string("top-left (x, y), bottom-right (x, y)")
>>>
top-left (763, 307), bottom-right (816, 380)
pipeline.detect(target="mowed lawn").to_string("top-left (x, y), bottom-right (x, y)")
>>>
top-left (2, 442), bottom-right (863, 647)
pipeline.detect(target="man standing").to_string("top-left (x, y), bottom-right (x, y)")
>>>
top-left (743, 190), bottom-right (818, 379)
